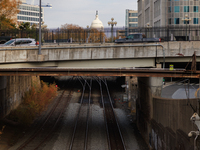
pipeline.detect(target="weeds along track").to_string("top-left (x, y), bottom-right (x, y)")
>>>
top-left (98, 78), bottom-right (126, 150)
top-left (16, 78), bottom-right (75, 150)
top-left (68, 78), bottom-right (92, 150)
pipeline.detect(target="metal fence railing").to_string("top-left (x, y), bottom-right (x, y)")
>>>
top-left (1, 26), bottom-right (200, 44)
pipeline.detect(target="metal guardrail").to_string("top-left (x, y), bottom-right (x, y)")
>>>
top-left (0, 43), bottom-right (163, 50)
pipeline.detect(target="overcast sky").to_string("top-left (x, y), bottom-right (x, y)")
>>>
top-left (26, 0), bottom-right (138, 29)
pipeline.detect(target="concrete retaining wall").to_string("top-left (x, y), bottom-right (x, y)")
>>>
top-left (0, 76), bottom-right (38, 118)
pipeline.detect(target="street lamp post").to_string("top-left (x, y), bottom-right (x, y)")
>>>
top-left (39, 0), bottom-right (42, 55)
top-left (146, 23), bottom-right (152, 38)
top-left (182, 14), bottom-right (191, 41)
top-left (86, 25), bottom-right (89, 43)
top-left (108, 18), bottom-right (117, 42)
top-left (38, 1), bottom-right (52, 55)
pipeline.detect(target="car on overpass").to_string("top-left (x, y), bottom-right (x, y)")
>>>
top-left (0, 38), bottom-right (37, 47)
top-left (0, 36), bottom-right (13, 44)
top-left (115, 33), bottom-right (162, 43)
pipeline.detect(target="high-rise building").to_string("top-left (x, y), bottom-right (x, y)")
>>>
top-left (138, 0), bottom-right (200, 27)
top-left (125, 9), bottom-right (138, 28)
top-left (17, 0), bottom-right (44, 26)
top-left (138, 0), bottom-right (145, 27)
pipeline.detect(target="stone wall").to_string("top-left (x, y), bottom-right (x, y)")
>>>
top-left (0, 76), bottom-right (40, 118)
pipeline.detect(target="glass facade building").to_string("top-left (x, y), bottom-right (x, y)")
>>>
top-left (125, 10), bottom-right (138, 28)
top-left (17, 1), bottom-right (44, 26)
top-left (138, 0), bottom-right (200, 27)
top-left (168, 0), bottom-right (199, 26)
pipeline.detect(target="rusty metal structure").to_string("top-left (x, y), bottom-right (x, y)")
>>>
top-left (191, 52), bottom-right (197, 73)
top-left (0, 68), bottom-right (200, 78)
top-left (185, 51), bottom-right (197, 73)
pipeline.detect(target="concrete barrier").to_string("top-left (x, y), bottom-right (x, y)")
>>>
top-left (0, 41), bottom-right (199, 68)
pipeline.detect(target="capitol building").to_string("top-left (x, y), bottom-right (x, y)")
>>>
top-left (90, 11), bottom-right (104, 29)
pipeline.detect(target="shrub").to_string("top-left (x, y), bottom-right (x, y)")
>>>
top-left (6, 81), bottom-right (58, 126)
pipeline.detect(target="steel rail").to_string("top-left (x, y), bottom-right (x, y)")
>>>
top-left (69, 80), bottom-right (86, 150)
top-left (98, 77), bottom-right (126, 150)
top-left (96, 77), bottom-right (111, 150)
top-left (69, 77), bottom-right (92, 150)
top-left (34, 90), bottom-right (74, 150)
top-left (16, 77), bottom-right (74, 150)
top-left (16, 90), bottom-right (66, 150)
top-left (104, 79), bottom-right (126, 150)
top-left (84, 79), bottom-right (92, 150)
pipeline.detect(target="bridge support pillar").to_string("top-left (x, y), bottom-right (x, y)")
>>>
top-left (125, 77), bottom-right (138, 116)
top-left (137, 77), bottom-right (163, 148)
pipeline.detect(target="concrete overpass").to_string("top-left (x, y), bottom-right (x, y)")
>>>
top-left (0, 42), bottom-right (199, 68)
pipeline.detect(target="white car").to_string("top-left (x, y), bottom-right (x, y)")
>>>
top-left (0, 38), bottom-right (37, 47)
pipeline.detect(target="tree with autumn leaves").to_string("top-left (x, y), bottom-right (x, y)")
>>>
top-left (60, 24), bottom-right (85, 42)
top-left (0, 0), bottom-right (21, 30)
top-left (58, 23), bottom-right (107, 43)
top-left (88, 28), bottom-right (107, 43)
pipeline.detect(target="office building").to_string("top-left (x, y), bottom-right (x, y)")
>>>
top-left (125, 9), bottom-right (138, 28)
top-left (138, 0), bottom-right (200, 27)
top-left (17, 0), bottom-right (44, 26)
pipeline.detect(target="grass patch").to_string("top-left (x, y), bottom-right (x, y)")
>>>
top-left (6, 81), bottom-right (58, 126)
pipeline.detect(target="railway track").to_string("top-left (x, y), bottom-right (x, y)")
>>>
top-left (97, 77), bottom-right (126, 150)
top-left (16, 78), bottom-right (74, 150)
top-left (68, 78), bottom-right (92, 150)
top-left (15, 77), bottom-right (126, 150)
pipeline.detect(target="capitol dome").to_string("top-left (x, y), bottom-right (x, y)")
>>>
top-left (91, 11), bottom-right (104, 29)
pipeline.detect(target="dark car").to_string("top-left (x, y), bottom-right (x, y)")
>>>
top-left (115, 33), bottom-right (162, 43)
top-left (0, 36), bottom-right (13, 44)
